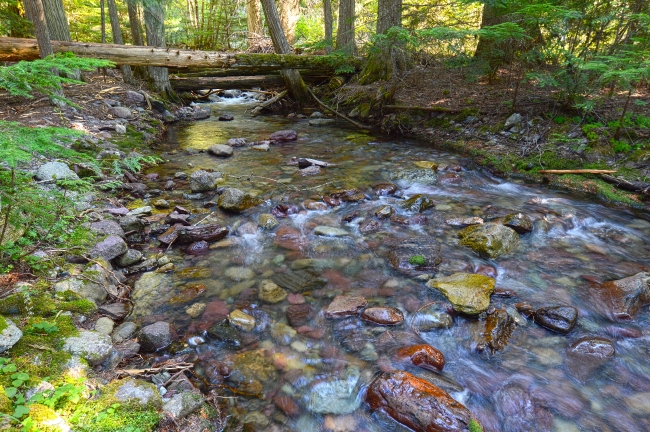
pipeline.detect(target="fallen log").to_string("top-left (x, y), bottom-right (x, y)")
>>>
top-left (170, 75), bottom-right (329, 91)
top-left (169, 67), bottom-right (331, 77)
top-left (383, 104), bottom-right (464, 113)
top-left (0, 37), bottom-right (362, 71)
top-left (600, 175), bottom-right (650, 195)
top-left (538, 169), bottom-right (617, 174)
top-left (251, 90), bottom-right (288, 115)
top-left (306, 86), bottom-right (367, 129)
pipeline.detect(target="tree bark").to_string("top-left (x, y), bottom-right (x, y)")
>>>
top-left (126, 0), bottom-right (148, 78)
top-left (143, 0), bottom-right (175, 97)
top-left (377, 0), bottom-right (402, 34)
top-left (278, 0), bottom-right (300, 46)
top-left (107, 0), bottom-right (136, 84)
top-left (323, 0), bottom-right (333, 53)
top-left (246, 0), bottom-right (264, 40)
top-left (336, 0), bottom-right (356, 54)
top-left (170, 74), bottom-right (328, 90)
top-left (0, 37), bottom-right (364, 70)
top-left (260, 0), bottom-right (309, 104)
top-left (41, 0), bottom-right (70, 41)
top-left (100, 0), bottom-right (106, 44)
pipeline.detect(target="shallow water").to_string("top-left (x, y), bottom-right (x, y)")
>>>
top-left (143, 94), bottom-right (650, 431)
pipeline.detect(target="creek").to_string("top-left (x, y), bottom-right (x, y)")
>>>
top-left (137, 93), bottom-right (650, 431)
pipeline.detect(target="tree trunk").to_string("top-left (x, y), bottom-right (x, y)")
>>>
top-left (323, 0), bottom-right (333, 53)
top-left (126, 0), bottom-right (148, 78)
top-left (143, 0), bottom-right (175, 97)
top-left (336, 0), bottom-right (356, 55)
top-left (246, 0), bottom-right (264, 40)
top-left (377, 0), bottom-right (402, 34)
top-left (41, 0), bottom-right (70, 41)
top-left (100, 0), bottom-right (106, 44)
top-left (107, 0), bottom-right (136, 84)
top-left (260, 0), bottom-right (309, 104)
top-left (278, 0), bottom-right (300, 46)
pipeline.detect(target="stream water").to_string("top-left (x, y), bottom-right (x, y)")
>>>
top-left (140, 94), bottom-right (650, 431)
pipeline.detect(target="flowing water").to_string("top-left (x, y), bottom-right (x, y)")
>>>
top-left (141, 94), bottom-right (650, 431)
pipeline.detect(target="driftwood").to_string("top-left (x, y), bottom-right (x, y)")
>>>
top-left (538, 169), bottom-right (617, 174)
top-left (170, 75), bottom-right (328, 91)
top-left (0, 37), bottom-right (362, 71)
top-left (306, 86), bottom-right (367, 129)
top-left (383, 104), bottom-right (464, 113)
top-left (251, 90), bottom-right (288, 115)
top-left (600, 175), bottom-right (650, 195)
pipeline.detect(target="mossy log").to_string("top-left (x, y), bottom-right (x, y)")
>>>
top-left (0, 37), bottom-right (363, 71)
top-left (170, 74), bottom-right (329, 90)
top-left (169, 67), bottom-right (329, 77)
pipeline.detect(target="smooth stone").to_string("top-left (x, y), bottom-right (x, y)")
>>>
top-left (374, 205), bottom-right (395, 219)
top-left (163, 391), bottom-right (204, 418)
top-left (185, 302), bottom-right (206, 318)
top-left (112, 321), bottom-right (138, 343)
top-left (445, 217), bottom-right (484, 227)
top-left (208, 144), bottom-right (234, 157)
top-left (126, 206), bottom-right (152, 216)
top-left (35, 161), bottom-right (79, 181)
top-left (308, 366), bottom-right (361, 414)
top-left (258, 280), bottom-right (287, 304)
top-left (361, 307), bottom-right (404, 325)
top-left (394, 344), bottom-right (445, 371)
top-left (217, 188), bottom-right (260, 213)
top-left (534, 305), bottom-right (578, 334)
top-left (325, 295), bottom-right (368, 318)
top-left (114, 249), bottom-right (143, 267)
top-left (503, 212), bottom-right (533, 234)
top-left (0, 318), bottom-right (22, 353)
top-left (258, 213), bottom-right (279, 229)
top-left (387, 236), bottom-right (442, 276)
top-left (412, 303), bottom-right (454, 331)
top-left (590, 272), bottom-right (650, 321)
top-left (458, 222), bottom-right (520, 259)
top-left (89, 220), bottom-right (125, 239)
top-left (391, 169), bottom-right (438, 185)
top-left (206, 320), bottom-right (241, 348)
top-left (427, 272), bottom-right (496, 315)
top-left (314, 226), bottom-right (349, 237)
top-left (224, 266), bottom-right (255, 281)
top-left (566, 336), bottom-right (615, 380)
top-left (413, 161), bottom-right (438, 170)
top-left (373, 183), bottom-right (398, 196)
top-left (270, 130), bottom-right (298, 141)
top-left (63, 331), bottom-right (113, 365)
top-left (94, 317), bottom-right (114, 335)
top-left (229, 309), bottom-right (256, 332)
top-left (90, 235), bottom-right (128, 261)
top-left (189, 170), bottom-right (221, 192)
top-left (474, 309), bottom-right (517, 354)
top-left (139, 321), bottom-right (176, 352)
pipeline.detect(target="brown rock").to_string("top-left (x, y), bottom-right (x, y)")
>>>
top-left (566, 337), bottom-right (615, 381)
top-left (361, 306), bottom-right (404, 325)
top-left (271, 203), bottom-right (299, 218)
top-left (366, 371), bottom-right (475, 432)
top-left (274, 226), bottom-right (307, 251)
top-left (329, 188), bottom-right (366, 202)
top-left (394, 344), bottom-right (445, 372)
top-left (323, 196), bottom-right (341, 207)
top-left (589, 272), bottom-right (650, 321)
top-left (325, 295), bottom-right (368, 318)
top-left (286, 303), bottom-right (313, 327)
top-left (274, 395), bottom-right (301, 418)
top-left (359, 219), bottom-right (382, 233)
top-left (474, 310), bottom-right (517, 355)
top-left (304, 199), bottom-right (328, 210)
top-left (158, 224), bottom-right (229, 245)
top-left (270, 129), bottom-right (298, 142)
top-left (374, 183), bottom-right (398, 196)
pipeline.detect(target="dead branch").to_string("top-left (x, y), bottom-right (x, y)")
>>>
top-left (306, 86), bottom-right (367, 129)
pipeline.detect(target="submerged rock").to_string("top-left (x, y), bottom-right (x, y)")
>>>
top-left (325, 295), bottom-right (368, 318)
top-left (217, 188), bottom-right (260, 213)
top-left (445, 217), bottom-right (484, 227)
top-left (566, 336), bottom-right (615, 381)
top-left (427, 273), bottom-right (496, 315)
top-left (391, 169), bottom-right (438, 185)
top-left (361, 306), bottom-right (404, 325)
top-left (393, 344), bottom-right (445, 372)
top-left (373, 183), bottom-right (398, 196)
top-left (308, 366), bottom-right (361, 414)
top-left (314, 226), bottom-right (349, 237)
top-left (271, 270), bottom-right (327, 293)
top-left (534, 305), bottom-right (578, 334)
top-left (400, 194), bottom-right (435, 212)
top-left (474, 309), bottom-right (517, 354)
top-left (206, 320), bottom-right (241, 348)
top-left (258, 280), bottom-right (287, 303)
top-left (189, 170), bottom-right (221, 192)
top-left (589, 272), bottom-right (650, 321)
top-left (366, 370), bottom-right (475, 432)
top-left (387, 236), bottom-right (442, 276)
top-left (503, 213), bottom-right (533, 234)
top-left (458, 222), bottom-right (520, 258)
top-left (412, 303), bottom-right (454, 331)
top-left (258, 213), bottom-right (279, 230)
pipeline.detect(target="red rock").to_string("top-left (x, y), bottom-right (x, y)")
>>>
top-left (325, 295), bottom-right (368, 318)
top-left (589, 272), bottom-right (650, 321)
top-left (359, 219), bottom-right (382, 233)
top-left (198, 300), bottom-right (229, 329)
top-left (270, 129), bottom-right (298, 142)
top-left (323, 196), bottom-right (341, 207)
top-left (274, 226), bottom-right (307, 251)
top-left (366, 371), bottom-right (475, 432)
top-left (297, 326), bottom-right (326, 339)
top-left (274, 395), bottom-right (301, 417)
top-left (394, 344), bottom-right (445, 372)
top-left (361, 306), bottom-right (404, 325)
top-left (288, 293), bottom-right (306, 304)
top-left (271, 204), bottom-right (299, 218)
top-left (475, 264), bottom-right (497, 279)
top-left (286, 303), bottom-right (313, 327)
top-left (374, 183), bottom-right (398, 196)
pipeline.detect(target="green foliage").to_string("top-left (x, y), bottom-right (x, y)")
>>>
top-left (469, 418), bottom-right (484, 432)
top-left (111, 154), bottom-right (163, 177)
top-left (24, 321), bottom-right (59, 335)
top-left (610, 139), bottom-right (631, 153)
top-left (409, 255), bottom-right (427, 266)
top-left (0, 53), bottom-right (113, 106)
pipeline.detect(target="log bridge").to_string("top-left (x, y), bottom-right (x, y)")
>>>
top-left (0, 37), bottom-right (359, 91)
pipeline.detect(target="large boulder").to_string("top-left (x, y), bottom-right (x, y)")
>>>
top-left (63, 331), bottom-right (114, 365)
top-left (189, 170), bottom-right (221, 192)
top-left (366, 370), bottom-right (476, 432)
top-left (53, 261), bottom-right (117, 305)
top-left (208, 144), bottom-right (234, 158)
top-left (0, 318), bottom-right (22, 353)
top-left (35, 162), bottom-right (79, 181)
top-left (90, 235), bottom-right (128, 261)
top-left (217, 188), bottom-right (260, 213)
top-left (427, 273), bottom-right (496, 315)
top-left (589, 272), bottom-right (650, 321)
top-left (458, 222), bottom-right (520, 258)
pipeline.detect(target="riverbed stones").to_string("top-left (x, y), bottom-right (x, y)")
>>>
top-left (163, 391), bottom-right (204, 418)
top-left (159, 224), bottom-right (229, 245)
top-left (0, 318), bottom-right (22, 353)
top-left (185, 302), bottom-right (206, 318)
top-left (309, 118), bottom-right (335, 126)
top-left (325, 295), bottom-right (368, 318)
top-left (208, 144), bottom-right (234, 157)
top-left (458, 222), bottom-right (520, 259)
top-left (474, 309), bottom-right (517, 354)
top-left (533, 305), bottom-right (578, 334)
top-left (115, 249), bottom-right (143, 267)
top-left (314, 226), bottom-right (349, 237)
top-left (113, 379), bottom-right (162, 408)
top-left (112, 321), bottom-right (138, 343)
top-left (54, 261), bottom-right (116, 305)
top-left (98, 303), bottom-right (128, 320)
top-left (387, 236), bottom-right (442, 275)
top-left (131, 271), bottom-right (173, 318)
top-left (503, 213), bottom-right (533, 234)
top-left (225, 266), bottom-right (255, 281)
top-left (374, 205), bottom-right (395, 218)
top-left (258, 213), bottom-right (279, 229)
top-left (139, 321), bottom-right (176, 352)
top-left (35, 161), bottom-right (79, 181)
top-left (90, 235), bottom-right (128, 261)
top-left (258, 280), bottom-right (287, 303)
top-left (446, 217), bottom-right (484, 227)
top-left (94, 317), bottom-right (114, 335)
top-left (400, 194), bottom-right (435, 212)
top-left (590, 272), bottom-right (650, 321)
top-left (229, 309), bottom-right (256, 331)
top-left (412, 303), bottom-right (454, 331)
top-left (217, 188), bottom-right (260, 213)
top-left (330, 188), bottom-right (366, 202)
top-left (286, 303), bottom-right (314, 327)
top-left (391, 169), bottom-right (438, 185)
top-left (566, 336), bottom-right (615, 381)
top-left (308, 366), bottom-right (361, 414)
top-left (394, 344), bottom-right (445, 372)
top-left (366, 370), bottom-right (475, 432)
top-left (89, 220), bottom-right (125, 238)
top-left (206, 320), bottom-right (241, 348)
top-left (270, 129), bottom-right (298, 141)
top-left (361, 307), bottom-right (404, 325)
top-left (426, 273), bottom-right (496, 315)
top-left (63, 331), bottom-right (114, 365)
top-left (374, 183), bottom-right (398, 196)
top-left (271, 270), bottom-right (327, 293)
top-left (189, 170), bottom-right (221, 192)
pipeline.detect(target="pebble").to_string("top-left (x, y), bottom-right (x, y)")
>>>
top-left (229, 309), bottom-right (256, 332)
top-left (185, 302), bottom-right (206, 318)
top-left (325, 295), bottom-right (368, 318)
top-left (94, 317), bottom-right (114, 335)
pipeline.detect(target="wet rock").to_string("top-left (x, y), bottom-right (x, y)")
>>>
top-left (189, 170), bottom-right (221, 192)
top-left (303, 199), bottom-right (328, 210)
top-left (494, 382), bottom-right (551, 432)
top-left (361, 307), bottom-right (404, 325)
top-left (0, 318), bottom-right (22, 353)
top-left (310, 118), bottom-right (335, 126)
top-left (503, 213), bottom-right (533, 234)
top-left (308, 366), bottom-right (361, 414)
top-left (373, 183), bottom-right (398, 196)
top-left (314, 226), bottom-right (349, 237)
top-left (163, 391), bottom-right (204, 418)
top-left (271, 204), bottom-right (299, 218)
top-left (412, 303), bottom-right (454, 331)
top-left (63, 331), bottom-right (113, 365)
top-left (366, 370), bottom-right (475, 432)
top-left (474, 310), bottom-right (517, 354)
top-left (534, 305), bottom-right (578, 334)
top-left (297, 166), bottom-right (322, 176)
top-left (274, 395), bottom-right (301, 418)
top-left (393, 344), bottom-right (445, 372)
top-left (206, 320), bottom-right (241, 348)
top-left (374, 205), bottom-right (395, 219)
top-left (270, 322), bottom-right (296, 345)
top-left (186, 240), bottom-right (209, 255)
top-left (624, 392), bottom-right (650, 415)
top-left (323, 196), bottom-right (341, 206)
top-left (119, 215), bottom-right (143, 233)
top-left (166, 211), bottom-right (190, 225)
top-left (325, 295), bottom-right (368, 318)
top-left (590, 272), bottom-right (650, 321)
top-left (286, 303), bottom-right (314, 327)
top-left (400, 194), bottom-right (435, 212)
top-left (227, 138), bottom-right (247, 146)
top-left (359, 219), bottom-right (382, 233)
top-left (139, 321), bottom-right (176, 352)
top-left (217, 188), bottom-right (260, 213)
top-left (329, 188), bottom-right (366, 202)
top-left (566, 337), bottom-right (615, 381)
top-left (229, 309), bottom-right (255, 332)
top-left (297, 157), bottom-right (336, 168)
top-left (153, 199), bottom-right (170, 209)
top-left (115, 249), bottom-right (143, 267)
top-left (185, 302), bottom-right (206, 318)
top-left (228, 349), bottom-right (277, 390)
top-left (99, 303), bottom-right (128, 320)
top-left (270, 129), bottom-right (298, 141)
top-left (224, 266), bottom-right (255, 281)
top-left (112, 321), bottom-right (137, 343)
top-left (90, 235), bottom-right (128, 261)
top-left (445, 217), bottom-right (484, 227)
top-left (271, 270), bottom-right (327, 292)
top-left (258, 280), bottom-right (287, 303)
top-left (158, 224), bottom-right (228, 245)
top-left (391, 169), bottom-right (438, 185)
top-left (458, 222), bottom-right (520, 259)
top-left (387, 236), bottom-right (442, 276)
top-left (208, 144), bottom-right (234, 157)
top-left (218, 114), bottom-right (234, 121)
top-left (258, 213), bottom-right (279, 229)
top-left (89, 220), bottom-right (125, 239)
top-left (427, 273), bottom-right (496, 315)
top-left (413, 161), bottom-right (438, 170)
top-left (342, 210), bottom-right (360, 223)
